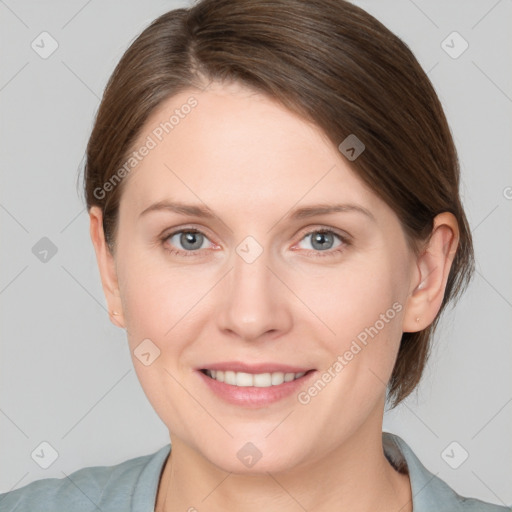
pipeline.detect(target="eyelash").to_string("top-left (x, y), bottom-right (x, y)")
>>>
top-left (160, 226), bottom-right (351, 259)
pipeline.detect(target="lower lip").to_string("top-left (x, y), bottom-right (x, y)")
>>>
top-left (198, 370), bottom-right (316, 408)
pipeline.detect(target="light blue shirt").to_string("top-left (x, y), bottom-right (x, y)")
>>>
top-left (0, 433), bottom-right (508, 511)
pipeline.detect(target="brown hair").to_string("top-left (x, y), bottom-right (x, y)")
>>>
top-left (83, 0), bottom-right (474, 406)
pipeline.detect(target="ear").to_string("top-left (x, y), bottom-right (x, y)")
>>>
top-left (402, 212), bottom-right (460, 333)
top-left (89, 206), bottom-right (125, 329)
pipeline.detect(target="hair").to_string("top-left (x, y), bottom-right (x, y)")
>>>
top-left (82, 0), bottom-right (474, 406)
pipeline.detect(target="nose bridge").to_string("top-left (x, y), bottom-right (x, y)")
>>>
top-left (232, 242), bottom-right (271, 297)
top-left (217, 235), bottom-right (290, 340)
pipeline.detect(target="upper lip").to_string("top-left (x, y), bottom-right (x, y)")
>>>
top-left (198, 361), bottom-right (314, 374)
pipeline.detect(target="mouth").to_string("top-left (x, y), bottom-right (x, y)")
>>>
top-left (200, 369), bottom-right (309, 387)
top-left (197, 363), bottom-right (316, 407)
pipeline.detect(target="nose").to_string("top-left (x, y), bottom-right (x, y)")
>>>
top-left (216, 244), bottom-right (293, 342)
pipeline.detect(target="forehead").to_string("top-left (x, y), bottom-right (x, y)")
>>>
top-left (120, 82), bottom-right (387, 220)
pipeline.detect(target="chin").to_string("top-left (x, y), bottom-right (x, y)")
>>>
top-left (192, 434), bottom-right (307, 475)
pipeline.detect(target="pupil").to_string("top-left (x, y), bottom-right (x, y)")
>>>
top-left (312, 232), bottom-right (332, 250)
top-left (181, 232), bottom-right (203, 250)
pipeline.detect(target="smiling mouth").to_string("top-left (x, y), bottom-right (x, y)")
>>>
top-left (200, 369), bottom-right (311, 387)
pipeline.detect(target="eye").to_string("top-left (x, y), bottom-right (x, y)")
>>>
top-left (162, 229), bottom-right (214, 257)
top-left (161, 227), bottom-right (350, 258)
top-left (294, 228), bottom-right (348, 257)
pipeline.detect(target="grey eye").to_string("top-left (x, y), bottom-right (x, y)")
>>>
top-left (299, 231), bottom-right (342, 251)
top-left (169, 231), bottom-right (208, 251)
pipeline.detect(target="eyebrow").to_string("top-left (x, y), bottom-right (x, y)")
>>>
top-left (138, 200), bottom-right (375, 223)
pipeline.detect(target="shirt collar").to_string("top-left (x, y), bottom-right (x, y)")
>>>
top-left (384, 432), bottom-right (467, 511)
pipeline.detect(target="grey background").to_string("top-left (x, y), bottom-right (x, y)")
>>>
top-left (1, 0), bottom-right (510, 506)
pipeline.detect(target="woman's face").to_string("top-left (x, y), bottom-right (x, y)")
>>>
top-left (108, 81), bottom-right (419, 472)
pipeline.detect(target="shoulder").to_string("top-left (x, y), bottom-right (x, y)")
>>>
top-left (384, 433), bottom-right (509, 512)
top-left (0, 444), bottom-right (171, 512)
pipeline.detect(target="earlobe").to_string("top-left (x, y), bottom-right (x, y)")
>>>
top-left (89, 206), bottom-right (125, 329)
top-left (402, 212), bottom-right (459, 333)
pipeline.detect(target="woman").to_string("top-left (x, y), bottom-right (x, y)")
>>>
top-left (1, 0), bottom-right (507, 510)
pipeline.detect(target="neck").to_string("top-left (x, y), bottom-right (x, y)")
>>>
top-left (156, 424), bottom-right (412, 512)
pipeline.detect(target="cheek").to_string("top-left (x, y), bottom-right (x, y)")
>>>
top-left (297, 248), bottom-right (409, 409)
top-left (292, 264), bottom-right (406, 439)
top-left (117, 246), bottom-right (205, 340)
top-left (116, 250), bottom-right (209, 428)
top-left (303, 255), bottom-right (405, 347)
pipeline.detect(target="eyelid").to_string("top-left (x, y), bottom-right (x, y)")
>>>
top-left (289, 226), bottom-right (351, 257)
top-left (160, 224), bottom-right (218, 244)
top-left (294, 224), bottom-right (352, 243)
top-left (160, 226), bottom-right (220, 255)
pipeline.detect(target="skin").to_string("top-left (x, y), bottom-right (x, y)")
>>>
top-left (89, 81), bottom-right (459, 512)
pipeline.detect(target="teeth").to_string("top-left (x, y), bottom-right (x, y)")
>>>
top-left (205, 370), bottom-right (306, 387)
top-left (284, 372), bottom-right (295, 382)
top-left (236, 372), bottom-right (254, 387)
top-left (224, 371), bottom-right (236, 385)
top-left (254, 373), bottom-right (272, 387)
top-left (271, 372), bottom-right (284, 385)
